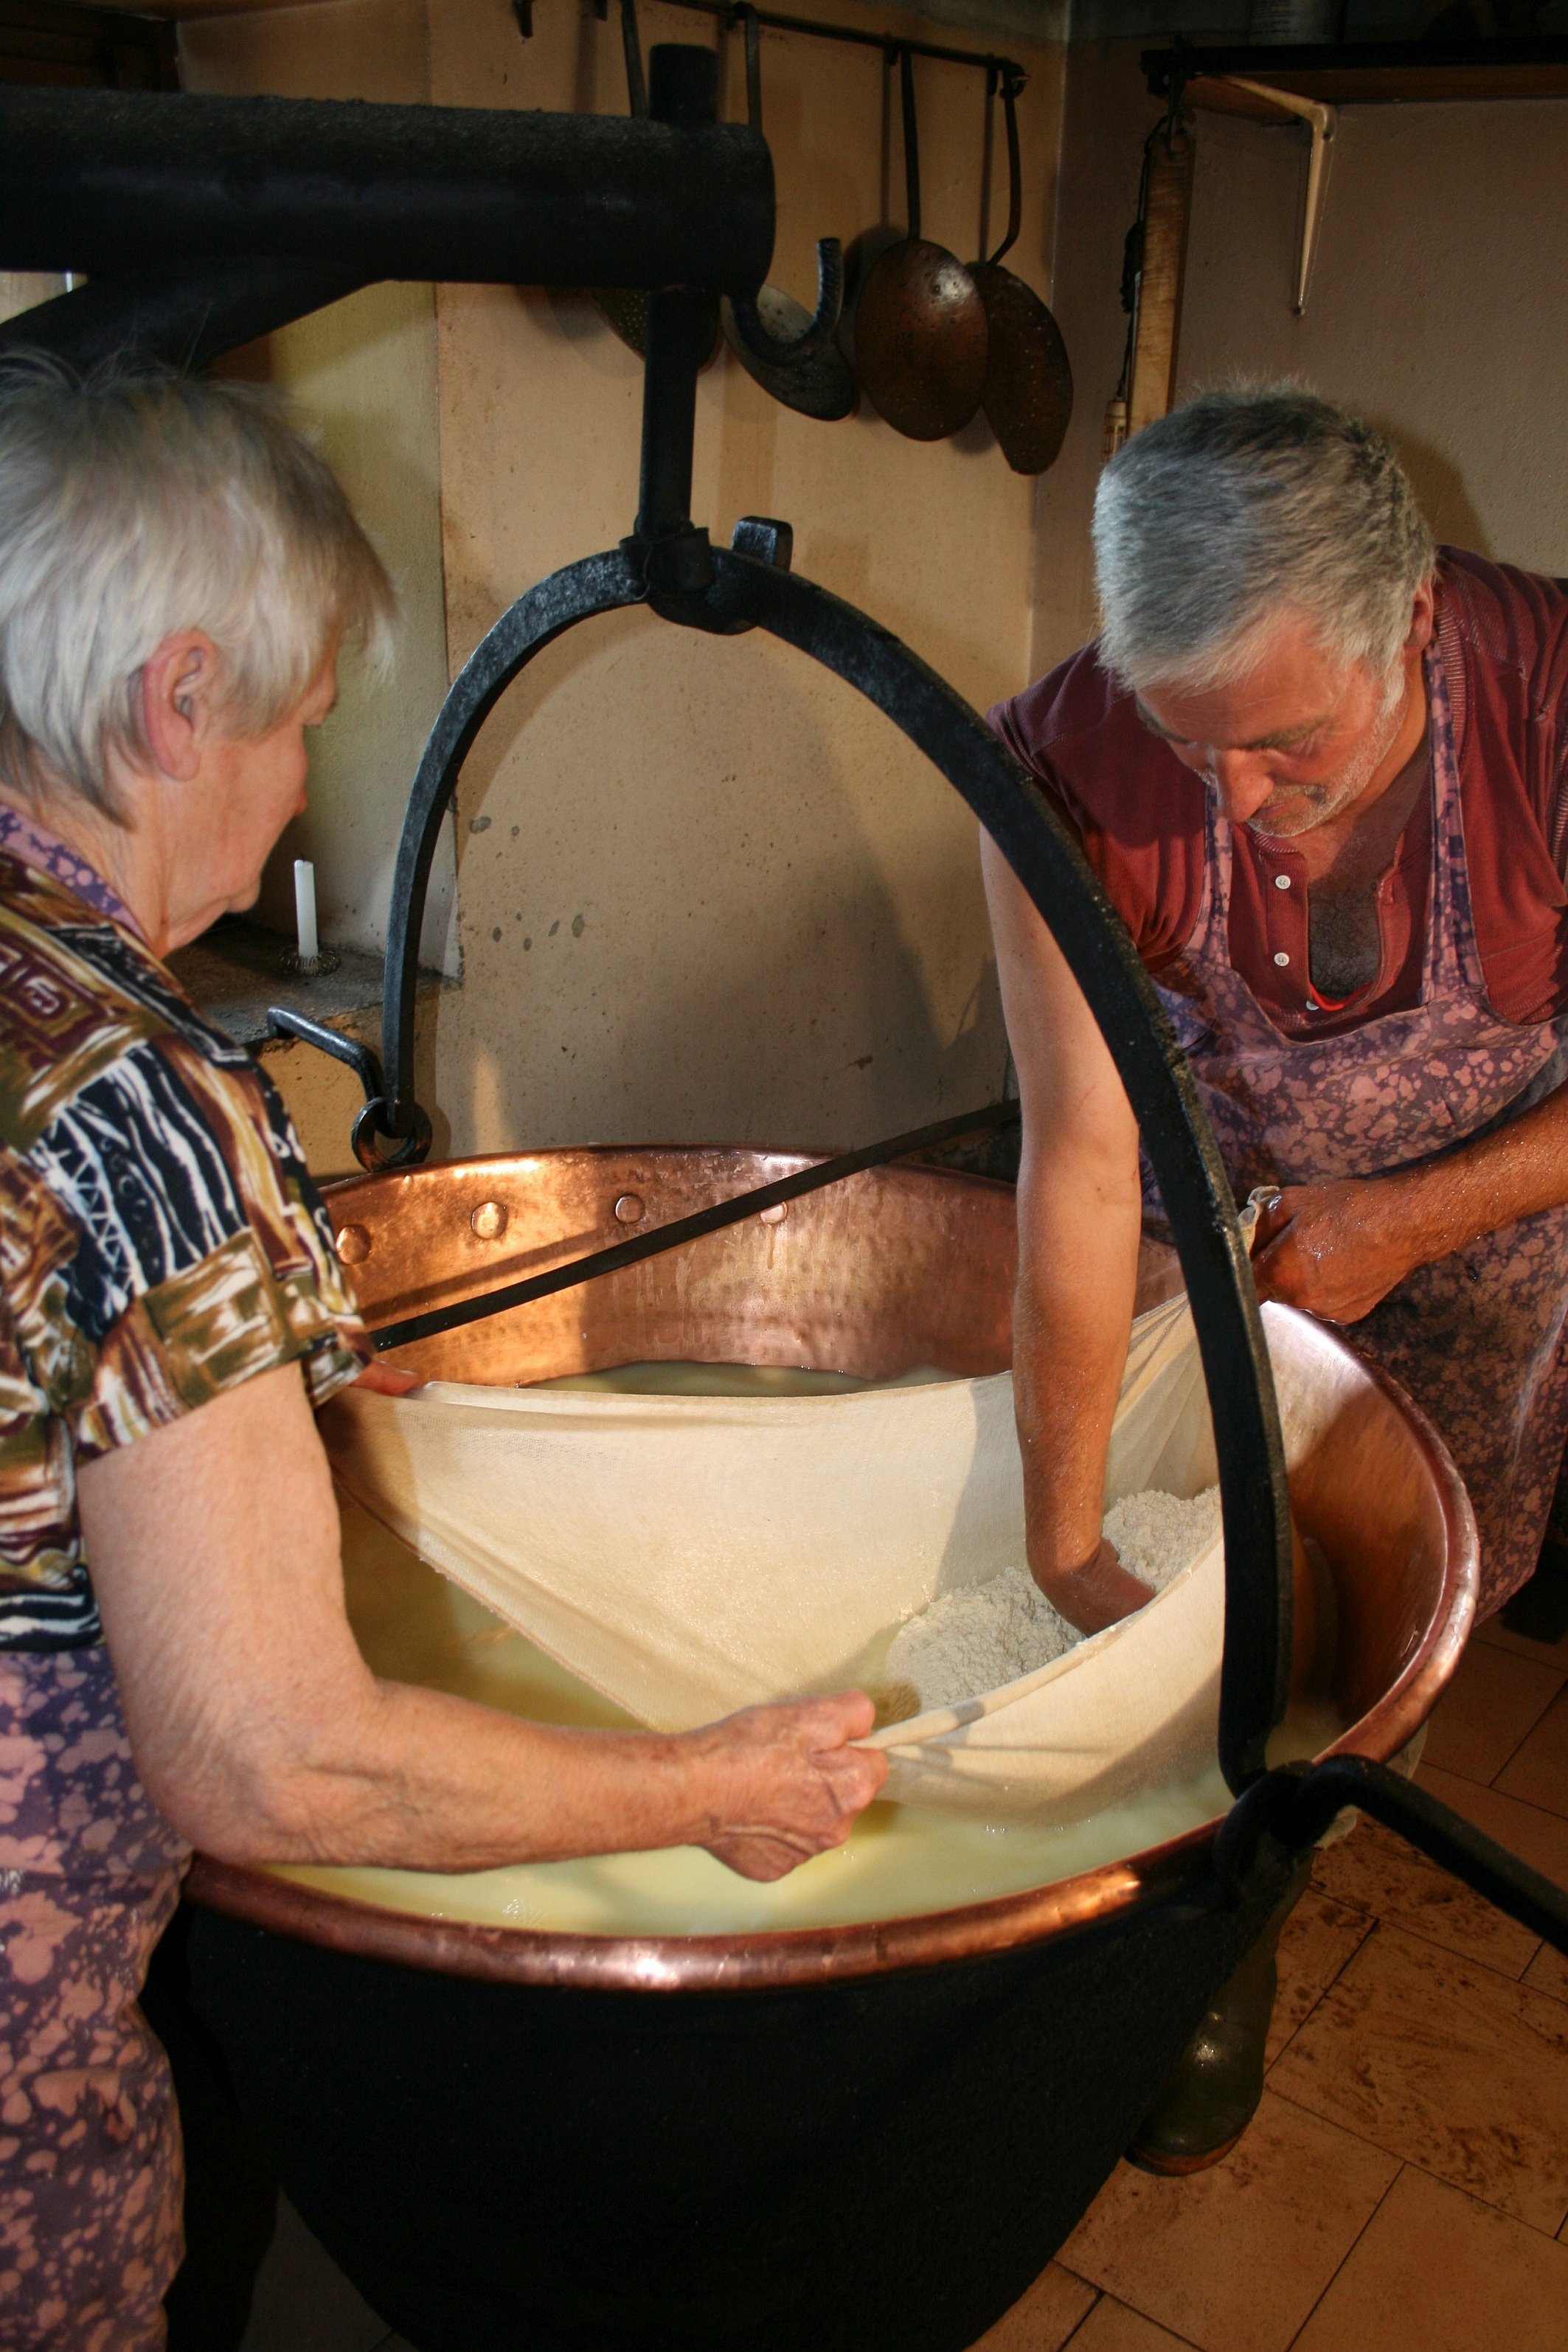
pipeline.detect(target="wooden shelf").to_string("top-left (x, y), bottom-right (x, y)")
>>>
top-left (1142, 37), bottom-right (1568, 124)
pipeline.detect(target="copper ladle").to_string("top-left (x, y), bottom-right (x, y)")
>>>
top-left (721, 5), bottom-right (855, 422)
top-left (851, 45), bottom-right (988, 443)
top-left (970, 65), bottom-right (1072, 476)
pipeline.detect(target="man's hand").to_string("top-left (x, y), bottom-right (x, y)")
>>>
top-left (685, 1691), bottom-right (887, 1882)
top-left (1251, 1179), bottom-right (1417, 1323)
top-left (1034, 1538), bottom-right (1152, 1634)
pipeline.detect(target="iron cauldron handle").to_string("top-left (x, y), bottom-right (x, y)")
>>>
top-left (358, 531), bottom-right (1293, 1789)
top-left (308, 41), bottom-right (1291, 1791)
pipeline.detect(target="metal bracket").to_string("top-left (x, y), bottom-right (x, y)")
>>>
top-left (1222, 76), bottom-right (1336, 316)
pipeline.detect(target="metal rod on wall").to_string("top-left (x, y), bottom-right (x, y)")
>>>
top-left (655, 0), bottom-right (1027, 84)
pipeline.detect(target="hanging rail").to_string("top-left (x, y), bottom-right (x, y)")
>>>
top-left (621, 0), bottom-right (1027, 87)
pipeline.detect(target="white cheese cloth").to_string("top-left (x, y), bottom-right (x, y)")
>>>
top-left (320, 1282), bottom-right (1227, 1822)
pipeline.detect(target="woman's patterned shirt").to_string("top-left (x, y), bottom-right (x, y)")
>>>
top-left (0, 828), bottom-right (370, 1651)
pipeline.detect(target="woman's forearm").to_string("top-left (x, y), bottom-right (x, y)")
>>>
top-left (190, 1671), bottom-right (868, 1875)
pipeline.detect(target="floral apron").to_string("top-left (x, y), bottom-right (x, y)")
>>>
top-left (0, 1649), bottom-right (188, 2349)
top-left (1150, 649), bottom-right (1568, 1616)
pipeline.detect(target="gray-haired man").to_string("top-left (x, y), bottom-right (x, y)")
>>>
top-left (985, 384), bottom-right (1568, 2172)
top-left (988, 386), bottom-right (1568, 1642)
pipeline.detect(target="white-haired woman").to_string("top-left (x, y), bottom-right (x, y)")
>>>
top-left (0, 359), bottom-right (884, 2351)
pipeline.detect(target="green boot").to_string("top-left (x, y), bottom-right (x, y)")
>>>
top-left (1128, 1858), bottom-right (1311, 2176)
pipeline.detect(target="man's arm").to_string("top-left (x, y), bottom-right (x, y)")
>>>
top-left (981, 831), bottom-right (1153, 1630)
top-left (1253, 1075), bottom-right (1568, 1322)
top-left (78, 1361), bottom-right (885, 1885)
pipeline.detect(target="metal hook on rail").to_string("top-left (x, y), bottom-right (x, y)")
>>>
top-left (724, 3), bottom-right (844, 369)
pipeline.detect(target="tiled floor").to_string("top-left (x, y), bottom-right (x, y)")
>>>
top-left (972, 1606), bottom-right (1568, 2352)
top-left (234, 1609), bottom-right (1568, 2352)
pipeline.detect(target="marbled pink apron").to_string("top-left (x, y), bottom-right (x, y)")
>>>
top-left (0, 1649), bottom-right (188, 2348)
top-left (1151, 648), bottom-right (1568, 1616)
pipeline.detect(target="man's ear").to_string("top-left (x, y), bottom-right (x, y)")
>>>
top-left (1405, 577), bottom-right (1437, 656)
top-left (137, 631), bottom-right (223, 784)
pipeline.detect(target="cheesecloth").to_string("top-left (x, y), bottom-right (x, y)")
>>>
top-left (320, 1278), bottom-right (1228, 1822)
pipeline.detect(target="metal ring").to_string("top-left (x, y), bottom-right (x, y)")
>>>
top-left (351, 1097), bottom-right (434, 1173)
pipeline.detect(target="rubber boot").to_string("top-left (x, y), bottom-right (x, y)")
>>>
top-left (1127, 1856), bottom-right (1311, 2176)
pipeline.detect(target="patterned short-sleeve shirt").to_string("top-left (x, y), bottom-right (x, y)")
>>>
top-left (0, 818), bottom-right (370, 1651)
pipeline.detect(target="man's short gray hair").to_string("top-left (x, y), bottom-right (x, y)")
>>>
top-left (1092, 386), bottom-right (1435, 697)
top-left (0, 353), bottom-right (397, 820)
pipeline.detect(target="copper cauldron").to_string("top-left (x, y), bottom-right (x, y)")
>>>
top-left (173, 1148), bottom-right (1474, 2352)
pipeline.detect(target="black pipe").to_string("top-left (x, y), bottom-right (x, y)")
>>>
top-left (632, 50), bottom-right (719, 549)
top-left (1215, 1754), bottom-right (1568, 1955)
top-left (0, 83), bottom-right (774, 296)
top-left (0, 260), bottom-right (367, 373)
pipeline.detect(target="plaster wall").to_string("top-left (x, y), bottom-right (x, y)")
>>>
top-left (422, 0), bottom-right (1064, 1159)
top-left (176, 0), bottom-right (1066, 1172)
top-left (1033, 45), bottom-right (1568, 683)
top-left (178, 0), bottom-right (457, 976)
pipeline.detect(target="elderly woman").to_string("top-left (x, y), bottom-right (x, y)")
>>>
top-left (0, 359), bottom-right (884, 2350)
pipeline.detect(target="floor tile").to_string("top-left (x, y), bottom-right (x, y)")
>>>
top-left (237, 2197), bottom-right (388, 2352)
top-left (1309, 1815), bottom-right (1539, 1976)
top-left (1418, 1760), bottom-right (1568, 1890)
top-left (967, 2262), bottom-right (1097, 2351)
top-left (1058, 2090), bottom-right (1397, 2352)
top-left (1473, 1612), bottom-right (1568, 1670)
top-left (1420, 1640), bottom-right (1563, 1785)
top-left (1523, 1939), bottom-right (1568, 2005)
top-left (1064, 2297), bottom-right (1198, 2350)
top-left (1270, 1923), bottom-right (1568, 2233)
top-left (1266, 1887), bottom-right (1374, 2062)
top-left (1495, 1682), bottom-right (1568, 1819)
top-left (1291, 2165), bottom-right (1568, 2352)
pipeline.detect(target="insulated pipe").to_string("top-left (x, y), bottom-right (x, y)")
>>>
top-left (0, 86), bottom-right (774, 296)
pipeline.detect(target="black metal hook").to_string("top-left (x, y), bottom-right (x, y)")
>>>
top-left (724, 5), bottom-right (844, 372)
top-left (727, 239), bottom-right (844, 368)
top-left (982, 63), bottom-right (1023, 271)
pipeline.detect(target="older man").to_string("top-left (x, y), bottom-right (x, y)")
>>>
top-left (986, 386), bottom-right (1568, 1640)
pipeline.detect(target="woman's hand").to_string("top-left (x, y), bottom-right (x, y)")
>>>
top-left (1251, 1179), bottom-right (1418, 1323)
top-left (684, 1691), bottom-right (887, 1882)
top-left (1033, 1538), bottom-right (1152, 1634)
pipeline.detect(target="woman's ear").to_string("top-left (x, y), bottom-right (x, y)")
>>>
top-left (137, 631), bottom-right (223, 783)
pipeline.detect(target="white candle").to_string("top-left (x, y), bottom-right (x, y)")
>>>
top-left (293, 858), bottom-right (319, 964)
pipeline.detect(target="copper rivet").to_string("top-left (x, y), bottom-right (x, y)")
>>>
top-left (759, 1202), bottom-right (788, 1225)
top-left (614, 1193), bottom-right (645, 1224)
top-left (336, 1223), bottom-right (372, 1265)
top-left (471, 1200), bottom-right (509, 1241)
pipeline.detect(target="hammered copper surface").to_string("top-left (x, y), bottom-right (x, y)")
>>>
top-left (972, 261), bottom-right (1072, 476)
top-left (852, 238), bottom-right (988, 443)
top-left (328, 1147), bottom-right (1019, 1387)
top-left (190, 1149), bottom-right (1477, 1991)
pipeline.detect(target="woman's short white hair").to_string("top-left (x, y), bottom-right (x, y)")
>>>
top-left (0, 353), bottom-right (397, 821)
top-left (1092, 386), bottom-right (1435, 697)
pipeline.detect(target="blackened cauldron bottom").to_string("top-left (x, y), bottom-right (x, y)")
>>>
top-left (173, 1844), bottom-right (1297, 2352)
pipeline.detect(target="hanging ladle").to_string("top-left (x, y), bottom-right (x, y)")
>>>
top-left (969, 66), bottom-right (1072, 475)
top-left (589, 0), bottom-right (721, 365)
top-left (721, 5), bottom-right (855, 420)
top-left (851, 44), bottom-right (988, 443)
